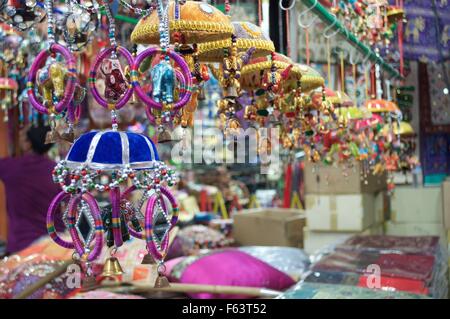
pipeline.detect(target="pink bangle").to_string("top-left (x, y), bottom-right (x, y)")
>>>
top-left (88, 46), bottom-right (134, 110)
top-left (144, 187), bottom-right (179, 261)
top-left (67, 192), bottom-right (104, 262)
top-left (46, 191), bottom-right (75, 249)
top-left (27, 43), bottom-right (77, 114)
top-left (131, 48), bottom-right (193, 111)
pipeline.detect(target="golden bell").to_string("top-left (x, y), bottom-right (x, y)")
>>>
top-left (225, 86), bottom-right (238, 99)
top-left (60, 130), bottom-right (75, 143)
top-left (158, 128), bottom-right (173, 144)
top-left (141, 253), bottom-right (156, 265)
top-left (154, 275), bottom-right (171, 288)
top-left (101, 257), bottom-right (124, 277)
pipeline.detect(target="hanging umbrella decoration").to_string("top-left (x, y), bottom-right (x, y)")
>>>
top-left (46, 129), bottom-right (178, 288)
top-left (200, 21), bottom-right (274, 131)
top-left (203, 21), bottom-right (275, 133)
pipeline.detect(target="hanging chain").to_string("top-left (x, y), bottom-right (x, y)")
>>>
top-left (45, 0), bottom-right (56, 45)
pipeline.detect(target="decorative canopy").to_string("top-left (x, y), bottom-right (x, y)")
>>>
top-left (66, 131), bottom-right (160, 170)
top-left (240, 53), bottom-right (301, 91)
top-left (130, 1), bottom-right (233, 45)
top-left (365, 99), bottom-right (400, 113)
top-left (383, 121), bottom-right (415, 136)
top-left (297, 64), bottom-right (325, 93)
top-left (197, 21), bottom-right (275, 62)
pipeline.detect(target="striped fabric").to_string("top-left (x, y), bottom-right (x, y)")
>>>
top-left (66, 130), bottom-right (160, 170)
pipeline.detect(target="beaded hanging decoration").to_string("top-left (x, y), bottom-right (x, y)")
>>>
top-left (131, 0), bottom-right (193, 143)
top-left (62, 0), bottom-right (98, 52)
top-left (88, 0), bottom-right (134, 130)
top-left (0, 0), bottom-right (46, 31)
top-left (46, 130), bottom-right (179, 286)
top-left (26, 0), bottom-right (82, 144)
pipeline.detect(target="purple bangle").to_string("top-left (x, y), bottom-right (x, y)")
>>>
top-left (46, 191), bottom-right (75, 249)
top-left (110, 187), bottom-right (124, 247)
top-left (67, 192), bottom-right (104, 262)
top-left (144, 187), bottom-right (179, 261)
top-left (89, 46), bottom-right (134, 110)
top-left (27, 43), bottom-right (77, 114)
top-left (131, 48), bottom-right (192, 111)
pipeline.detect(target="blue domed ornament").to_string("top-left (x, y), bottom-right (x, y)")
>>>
top-left (47, 130), bottom-right (179, 277)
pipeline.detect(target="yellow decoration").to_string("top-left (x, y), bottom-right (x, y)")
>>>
top-left (131, 1), bottom-right (233, 45)
top-left (212, 191), bottom-right (229, 219)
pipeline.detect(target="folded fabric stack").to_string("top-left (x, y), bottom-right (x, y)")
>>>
top-left (299, 235), bottom-right (448, 299)
top-left (277, 282), bottom-right (430, 299)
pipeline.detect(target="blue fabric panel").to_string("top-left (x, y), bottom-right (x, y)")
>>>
top-left (92, 132), bottom-right (122, 164)
top-left (145, 135), bottom-right (160, 161)
top-left (67, 131), bottom-right (98, 162)
top-left (128, 133), bottom-right (152, 163)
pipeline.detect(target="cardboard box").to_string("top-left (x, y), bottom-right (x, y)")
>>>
top-left (391, 186), bottom-right (443, 223)
top-left (385, 221), bottom-right (448, 243)
top-left (305, 193), bottom-right (376, 232)
top-left (442, 181), bottom-right (450, 229)
top-left (232, 208), bottom-right (305, 248)
top-left (303, 224), bottom-right (384, 254)
top-left (304, 162), bottom-right (387, 194)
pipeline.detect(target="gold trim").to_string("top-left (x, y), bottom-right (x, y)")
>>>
top-left (300, 75), bottom-right (325, 92)
top-left (240, 22), bottom-right (262, 38)
top-left (131, 20), bottom-right (234, 44)
top-left (241, 61), bottom-right (289, 75)
top-left (197, 38), bottom-right (275, 62)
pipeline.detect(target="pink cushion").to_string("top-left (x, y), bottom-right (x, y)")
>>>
top-left (178, 250), bottom-right (295, 299)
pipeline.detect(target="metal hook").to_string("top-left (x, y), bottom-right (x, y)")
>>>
top-left (349, 49), bottom-right (361, 65)
top-left (298, 0), bottom-right (320, 29)
top-left (323, 14), bottom-right (340, 39)
top-left (279, 0), bottom-right (296, 11)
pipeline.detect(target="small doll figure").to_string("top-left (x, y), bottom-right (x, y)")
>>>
top-left (100, 58), bottom-right (128, 102)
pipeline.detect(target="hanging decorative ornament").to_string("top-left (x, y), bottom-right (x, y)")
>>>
top-left (297, 63), bottom-right (325, 93)
top-left (365, 98), bottom-right (400, 113)
top-left (26, 0), bottom-right (83, 143)
top-left (198, 21), bottom-right (274, 63)
top-left (130, 1), bottom-right (233, 45)
top-left (131, 0), bottom-right (194, 143)
top-left (47, 130), bottom-right (179, 286)
top-left (62, 0), bottom-right (98, 52)
top-left (215, 35), bottom-right (255, 135)
top-left (88, 1), bottom-right (134, 131)
top-left (0, 74), bottom-right (18, 122)
top-left (0, 0), bottom-right (46, 31)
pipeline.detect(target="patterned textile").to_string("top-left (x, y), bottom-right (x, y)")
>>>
top-left (418, 61), bottom-right (450, 182)
top-left (277, 282), bottom-right (430, 299)
top-left (403, 0), bottom-right (450, 62)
